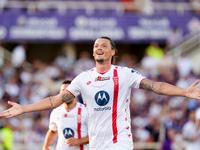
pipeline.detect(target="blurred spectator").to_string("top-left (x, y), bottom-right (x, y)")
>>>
top-left (121, 0), bottom-right (154, 15)
top-left (149, 101), bottom-right (162, 119)
top-left (0, 101), bottom-right (23, 150)
top-left (0, 0), bottom-right (8, 12)
top-left (11, 43), bottom-right (27, 69)
top-left (121, 0), bottom-right (139, 13)
top-left (145, 41), bottom-right (164, 60)
top-left (167, 27), bottom-right (183, 48)
top-left (0, 118), bottom-right (14, 150)
top-left (44, 62), bottom-right (60, 80)
top-left (141, 52), bottom-right (159, 77)
top-left (190, 0), bottom-right (200, 15)
top-left (3, 60), bottom-right (15, 80)
top-left (132, 112), bottom-right (150, 142)
top-left (137, 0), bottom-right (154, 16)
top-left (195, 107), bottom-right (200, 144)
top-left (20, 67), bottom-right (34, 84)
top-left (159, 48), bottom-right (175, 69)
top-left (29, 81), bottom-right (50, 104)
top-left (32, 60), bottom-right (56, 96)
top-left (0, 41), bottom-right (4, 67)
top-left (145, 117), bottom-right (160, 142)
top-left (73, 51), bottom-right (95, 76)
top-left (131, 89), bottom-right (147, 106)
top-left (162, 108), bottom-right (181, 150)
top-left (54, 51), bottom-right (75, 74)
top-left (182, 109), bottom-right (199, 150)
top-left (117, 53), bottom-right (137, 68)
top-left (176, 52), bottom-right (193, 78)
top-left (117, 53), bottom-right (132, 67)
top-left (4, 77), bottom-right (20, 98)
top-left (188, 17), bottom-right (200, 32)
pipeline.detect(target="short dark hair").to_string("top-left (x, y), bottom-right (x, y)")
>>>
top-left (99, 36), bottom-right (118, 64)
top-left (62, 80), bottom-right (71, 85)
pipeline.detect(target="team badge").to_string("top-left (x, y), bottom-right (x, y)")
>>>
top-left (77, 115), bottom-right (82, 123)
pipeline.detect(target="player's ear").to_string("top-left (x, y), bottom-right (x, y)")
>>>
top-left (111, 49), bottom-right (115, 56)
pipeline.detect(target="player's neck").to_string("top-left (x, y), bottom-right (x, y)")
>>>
top-left (64, 100), bottom-right (77, 111)
top-left (96, 62), bottom-right (112, 73)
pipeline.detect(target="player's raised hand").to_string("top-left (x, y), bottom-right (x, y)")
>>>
top-left (0, 101), bottom-right (24, 118)
top-left (186, 79), bottom-right (200, 100)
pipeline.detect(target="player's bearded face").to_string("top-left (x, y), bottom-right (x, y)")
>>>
top-left (93, 38), bottom-right (115, 64)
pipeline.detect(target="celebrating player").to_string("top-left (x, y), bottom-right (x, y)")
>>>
top-left (1, 37), bottom-right (200, 150)
top-left (43, 80), bottom-right (89, 150)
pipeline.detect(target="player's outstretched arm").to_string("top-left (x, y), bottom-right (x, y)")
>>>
top-left (0, 90), bottom-right (75, 118)
top-left (43, 130), bottom-right (57, 150)
top-left (140, 78), bottom-right (200, 100)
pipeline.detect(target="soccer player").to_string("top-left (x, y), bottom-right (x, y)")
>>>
top-left (1, 37), bottom-right (200, 150)
top-left (43, 80), bottom-right (89, 150)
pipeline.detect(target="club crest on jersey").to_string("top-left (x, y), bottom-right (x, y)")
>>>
top-left (95, 76), bottom-right (110, 82)
top-left (63, 128), bottom-right (74, 139)
top-left (77, 115), bottom-right (81, 123)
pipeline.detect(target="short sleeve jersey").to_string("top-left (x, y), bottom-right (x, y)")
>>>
top-left (49, 102), bottom-right (89, 150)
top-left (66, 65), bottom-right (145, 150)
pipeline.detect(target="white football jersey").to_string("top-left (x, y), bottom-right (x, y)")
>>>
top-left (66, 65), bottom-right (145, 150)
top-left (49, 102), bottom-right (89, 150)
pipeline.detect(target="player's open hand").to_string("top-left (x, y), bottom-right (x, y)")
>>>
top-left (186, 79), bottom-right (200, 100)
top-left (66, 137), bottom-right (80, 146)
top-left (0, 101), bottom-right (24, 118)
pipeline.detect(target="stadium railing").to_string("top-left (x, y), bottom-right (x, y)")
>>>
top-left (168, 30), bottom-right (200, 75)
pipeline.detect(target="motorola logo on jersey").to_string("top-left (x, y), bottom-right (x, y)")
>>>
top-left (95, 90), bottom-right (110, 106)
top-left (94, 90), bottom-right (111, 111)
top-left (63, 128), bottom-right (74, 139)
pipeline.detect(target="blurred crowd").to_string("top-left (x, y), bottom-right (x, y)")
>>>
top-left (0, 0), bottom-right (200, 150)
top-left (1, 0), bottom-right (199, 16)
top-left (0, 39), bottom-right (200, 150)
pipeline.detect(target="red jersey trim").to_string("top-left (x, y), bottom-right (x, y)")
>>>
top-left (66, 89), bottom-right (76, 98)
top-left (97, 71), bottom-right (107, 75)
top-left (77, 105), bottom-right (84, 150)
top-left (139, 78), bottom-right (145, 89)
top-left (112, 69), bottom-right (119, 143)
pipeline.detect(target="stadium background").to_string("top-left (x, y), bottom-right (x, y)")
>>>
top-left (1, 0), bottom-right (200, 150)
